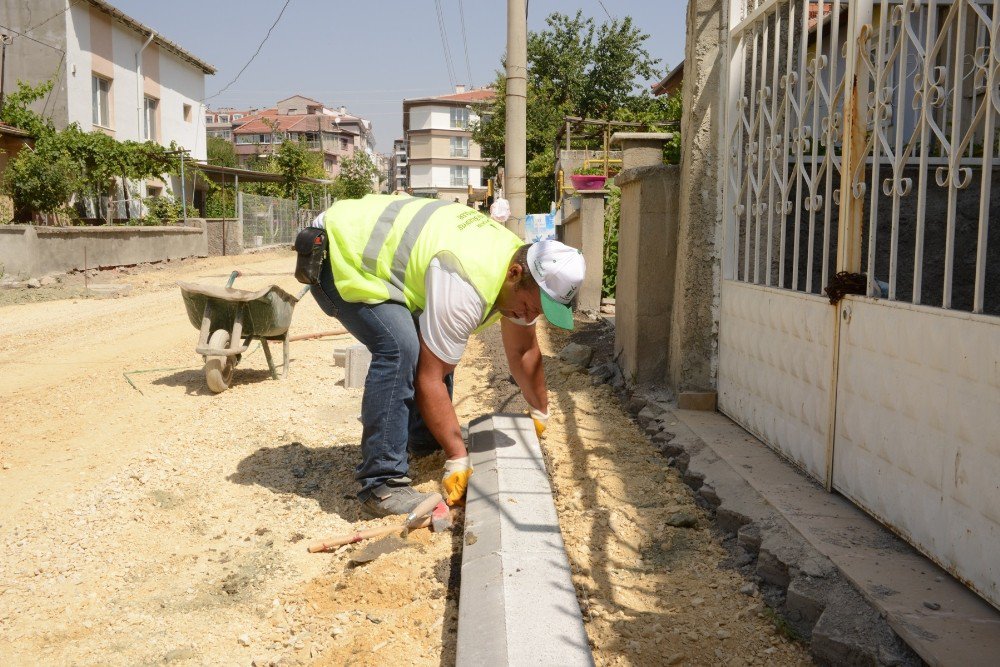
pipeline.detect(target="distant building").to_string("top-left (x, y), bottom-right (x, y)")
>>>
top-left (389, 138), bottom-right (408, 192)
top-left (402, 85), bottom-right (494, 204)
top-left (205, 107), bottom-right (259, 141)
top-left (651, 62), bottom-right (684, 97)
top-left (230, 96), bottom-right (376, 178)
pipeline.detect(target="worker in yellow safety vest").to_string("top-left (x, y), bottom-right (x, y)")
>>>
top-left (310, 194), bottom-right (585, 517)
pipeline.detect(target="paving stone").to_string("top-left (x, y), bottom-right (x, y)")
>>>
top-left (343, 344), bottom-right (371, 389)
top-left (677, 391), bottom-right (717, 411)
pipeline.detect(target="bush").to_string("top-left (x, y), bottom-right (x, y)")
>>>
top-left (602, 185), bottom-right (620, 299)
top-left (141, 195), bottom-right (183, 225)
top-left (4, 148), bottom-right (78, 215)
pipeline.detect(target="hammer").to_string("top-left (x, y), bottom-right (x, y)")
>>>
top-left (308, 493), bottom-right (446, 553)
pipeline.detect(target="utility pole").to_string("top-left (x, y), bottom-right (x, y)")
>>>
top-left (0, 34), bottom-right (13, 111)
top-left (505, 0), bottom-right (527, 238)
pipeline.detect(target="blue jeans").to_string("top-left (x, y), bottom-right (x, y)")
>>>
top-left (310, 260), bottom-right (452, 499)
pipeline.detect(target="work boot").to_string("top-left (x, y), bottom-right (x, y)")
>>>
top-left (360, 478), bottom-right (437, 519)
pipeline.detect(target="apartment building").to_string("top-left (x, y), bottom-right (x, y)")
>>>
top-left (389, 138), bottom-right (408, 193)
top-left (402, 85), bottom-right (494, 204)
top-left (230, 96), bottom-right (376, 178)
top-left (0, 0), bottom-right (214, 162)
top-left (205, 107), bottom-right (259, 141)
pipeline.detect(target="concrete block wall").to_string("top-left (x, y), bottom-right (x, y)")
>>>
top-left (204, 218), bottom-right (244, 256)
top-left (560, 191), bottom-right (605, 314)
top-left (613, 165), bottom-right (680, 385)
top-left (0, 224), bottom-right (207, 279)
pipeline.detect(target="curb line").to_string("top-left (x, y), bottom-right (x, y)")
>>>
top-left (455, 414), bottom-right (594, 667)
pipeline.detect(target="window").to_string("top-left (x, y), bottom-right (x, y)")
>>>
top-left (235, 134), bottom-right (255, 144)
top-left (205, 114), bottom-right (214, 124)
top-left (218, 114), bottom-right (230, 123)
top-left (450, 166), bottom-right (468, 187)
top-left (340, 138), bottom-right (348, 150)
top-left (450, 137), bottom-right (469, 158)
top-left (183, 103), bottom-right (192, 122)
top-left (143, 96), bottom-right (158, 141)
top-left (450, 107), bottom-right (469, 129)
top-left (233, 114), bottom-right (243, 120)
top-left (92, 75), bottom-right (111, 127)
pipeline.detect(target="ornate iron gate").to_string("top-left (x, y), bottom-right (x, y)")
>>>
top-left (719, 0), bottom-right (1000, 608)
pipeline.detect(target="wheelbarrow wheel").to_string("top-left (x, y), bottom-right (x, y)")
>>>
top-left (205, 329), bottom-right (235, 393)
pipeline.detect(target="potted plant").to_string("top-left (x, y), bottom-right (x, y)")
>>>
top-left (570, 165), bottom-right (608, 191)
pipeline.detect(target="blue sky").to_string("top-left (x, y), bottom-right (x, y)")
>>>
top-left (112, 0), bottom-right (687, 152)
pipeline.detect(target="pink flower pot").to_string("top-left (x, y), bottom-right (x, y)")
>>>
top-left (570, 174), bottom-right (607, 191)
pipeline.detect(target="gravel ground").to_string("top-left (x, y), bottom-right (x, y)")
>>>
top-left (1, 250), bottom-right (811, 666)
top-left (464, 324), bottom-right (813, 667)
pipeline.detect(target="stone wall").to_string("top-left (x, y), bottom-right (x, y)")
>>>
top-left (0, 223), bottom-right (207, 279)
top-left (614, 165), bottom-right (680, 384)
top-left (669, 0), bottom-right (726, 393)
top-left (204, 218), bottom-right (244, 256)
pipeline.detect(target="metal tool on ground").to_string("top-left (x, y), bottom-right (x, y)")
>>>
top-left (307, 494), bottom-right (446, 553)
top-left (177, 270), bottom-right (310, 392)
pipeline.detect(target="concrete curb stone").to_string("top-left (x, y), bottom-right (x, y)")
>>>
top-left (456, 414), bottom-right (594, 667)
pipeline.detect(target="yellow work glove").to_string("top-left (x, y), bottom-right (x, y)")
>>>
top-left (442, 456), bottom-right (473, 507)
top-left (529, 407), bottom-right (549, 439)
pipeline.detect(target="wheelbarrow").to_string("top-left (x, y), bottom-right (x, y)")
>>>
top-left (178, 271), bottom-right (309, 393)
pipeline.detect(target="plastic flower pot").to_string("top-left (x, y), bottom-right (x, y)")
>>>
top-left (570, 174), bottom-right (607, 191)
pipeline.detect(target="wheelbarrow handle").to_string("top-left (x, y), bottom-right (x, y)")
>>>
top-left (226, 270), bottom-right (242, 288)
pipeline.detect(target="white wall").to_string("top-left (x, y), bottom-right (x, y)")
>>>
top-left (409, 105), bottom-right (480, 130)
top-left (409, 164), bottom-right (482, 189)
top-left (64, 4), bottom-right (207, 160)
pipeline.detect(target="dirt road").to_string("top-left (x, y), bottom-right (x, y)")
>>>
top-left (0, 251), bottom-right (810, 666)
top-left (0, 252), bottom-right (459, 666)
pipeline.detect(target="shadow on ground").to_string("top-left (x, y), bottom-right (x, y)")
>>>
top-left (152, 368), bottom-right (278, 395)
top-left (228, 441), bottom-right (365, 521)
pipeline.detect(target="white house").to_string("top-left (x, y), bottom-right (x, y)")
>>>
top-left (0, 0), bottom-right (215, 212)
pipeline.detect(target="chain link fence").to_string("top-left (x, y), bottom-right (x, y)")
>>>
top-left (237, 193), bottom-right (313, 249)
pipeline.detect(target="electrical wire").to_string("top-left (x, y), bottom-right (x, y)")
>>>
top-left (597, 0), bottom-right (614, 21)
top-left (204, 0), bottom-right (293, 102)
top-left (0, 23), bottom-right (65, 52)
top-left (457, 0), bottom-right (474, 87)
top-left (433, 0), bottom-right (456, 88)
top-left (24, 0), bottom-right (84, 35)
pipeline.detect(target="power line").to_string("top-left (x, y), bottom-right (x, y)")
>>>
top-left (457, 0), bottom-right (474, 86)
top-left (204, 0), bottom-right (293, 102)
top-left (433, 0), bottom-right (456, 88)
top-left (25, 0), bottom-right (84, 35)
top-left (597, 0), bottom-right (613, 21)
top-left (0, 23), bottom-right (65, 53)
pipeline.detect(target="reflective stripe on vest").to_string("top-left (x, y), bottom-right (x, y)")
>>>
top-left (359, 197), bottom-right (451, 304)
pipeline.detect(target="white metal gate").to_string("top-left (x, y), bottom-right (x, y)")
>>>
top-left (719, 0), bottom-right (1000, 609)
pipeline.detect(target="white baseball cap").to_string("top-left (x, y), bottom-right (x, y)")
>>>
top-left (527, 240), bottom-right (586, 330)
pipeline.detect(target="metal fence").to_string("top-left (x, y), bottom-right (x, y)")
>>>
top-left (724, 0), bottom-right (1000, 316)
top-left (237, 192), bottom-right (324, 249)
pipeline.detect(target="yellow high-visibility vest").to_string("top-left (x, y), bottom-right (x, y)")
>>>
top-left (323, 195), bottom-right (524, 332)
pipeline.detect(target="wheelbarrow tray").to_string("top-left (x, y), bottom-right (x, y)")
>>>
top-left (178, 282), bottom-right (301, 339)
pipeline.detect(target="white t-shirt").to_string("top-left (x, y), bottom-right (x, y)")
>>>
top-left (420, 254), bottom-right (536, 365)
top-left (312, 215), bottom-right (534, 365)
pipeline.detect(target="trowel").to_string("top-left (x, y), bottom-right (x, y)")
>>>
top-left (307, 493), bottom-right (449, 556)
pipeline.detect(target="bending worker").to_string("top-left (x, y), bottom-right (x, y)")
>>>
top-left (311, 194), bottom-right (585, 517)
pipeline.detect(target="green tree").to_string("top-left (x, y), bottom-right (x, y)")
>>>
top-left (472, 11), bottom-right (677, 212)
top-left (207, 136), bottom-right (237, 167)
top-left (4, 147), bottom-right (77, 215)
top-left (0, 80), bottom-right (55, 138)
top-left (332, 152), bottom-right (377, 200)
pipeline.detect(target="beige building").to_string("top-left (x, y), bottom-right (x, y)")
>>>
top-left (402, 86), bottom-right (494, 204)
